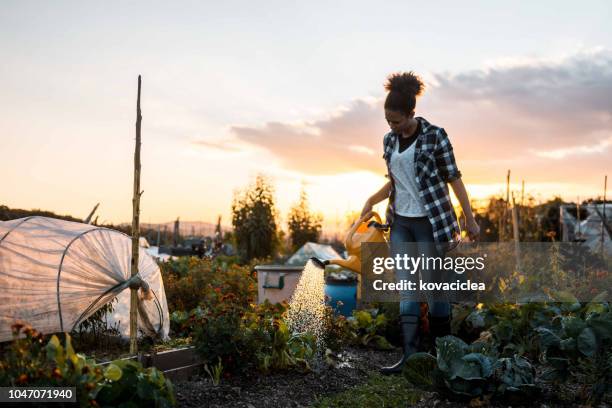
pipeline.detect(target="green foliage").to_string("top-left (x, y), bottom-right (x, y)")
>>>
top-left (192, 300), bottom-right (316, 374)
top-left (403, 352), bottom-right (437, 389)
top-left (313, 373), bottom-right (422, 408)
top-left (231, 175), bottom-right (278, 261)
top-left (163, 256), bottom-right (320, 375)
top-left (287, 188), bottom-right (323, 251)
top-left (204, 358), bottom-right (223, 386)
top-left (0, 324), bottom-right (175, 407)
top-left (0, 324), bottom-right (103, 406)
top-left (536, 307), bottom-right (612, 394)
top-left (72, 298), bottom-right (123, 356)
top-left (420, 335), bottom-right (537, 398)
top-left (345, 309), bottom-right (394, 350)
top-left (451, 300), bottom-right (612, 403)
top-left (161, 256), bottom-right (256, 315)
top-left (321, 309), bottom-right (352, 352)
top-left (95, 360), bottom-right (175, 407)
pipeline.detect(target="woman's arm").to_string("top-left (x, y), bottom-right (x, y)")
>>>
top-left (450, 178), bottom-right (480, 240)
top-left (361, 181), bottom-right (391, 217)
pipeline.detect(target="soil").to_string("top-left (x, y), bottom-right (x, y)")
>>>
top-left (174, 347), bottom-right (610, 408)
top-left (174, 347), bottom-right (403, 408)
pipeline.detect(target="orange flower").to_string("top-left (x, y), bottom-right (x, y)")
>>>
top-left (11, 322), bottom-right (24, 335)
top-left (16, 374), bottom-right (28, 384)
top-left (51, 368), bottom-right (62, 379)
top-left (23, 326), bottom-right (38, 338)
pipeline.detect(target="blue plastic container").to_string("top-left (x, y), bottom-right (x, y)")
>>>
top-left (324, 279), bottom-right (357, 317)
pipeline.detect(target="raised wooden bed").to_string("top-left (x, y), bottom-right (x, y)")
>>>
top-left (98, 346), bottom-right (203, 381)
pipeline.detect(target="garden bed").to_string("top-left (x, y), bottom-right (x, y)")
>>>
top-left (173, 347), bottom-right (403, 407)
top-left (173, 345), bottom-right (610, 408)
top-left (97, 345), bottom-right (202, 381)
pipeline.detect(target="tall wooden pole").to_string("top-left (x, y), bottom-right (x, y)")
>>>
top-left (602, 175), bottom-right (608, 255)
top-left (130, 75), bottom-right (143, 354)
top-left (511, 192), bottom-right (521, 271)
top-left (501, 170), bottom-right (510, 241)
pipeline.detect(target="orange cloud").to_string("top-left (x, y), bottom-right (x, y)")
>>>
top-left (229, 50), bottom-right (612, 192)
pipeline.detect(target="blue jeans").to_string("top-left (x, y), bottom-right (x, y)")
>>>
top-left (390, 215), bottom-right (450, 318)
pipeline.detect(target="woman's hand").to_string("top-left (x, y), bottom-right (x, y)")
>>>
top-left (465, 218), bottom-right (480, 241)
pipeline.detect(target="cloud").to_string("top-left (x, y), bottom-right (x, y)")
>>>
top-left (229, 49), bottom-right (612, 187)
top-left (531, 134), bottom-right (612, 159)
top-left (231, 99), bottom-right (387, 175)
top-left (192, 139), bottom-right (244, 152)
top-left (429, 49), bottom-right (612, 142)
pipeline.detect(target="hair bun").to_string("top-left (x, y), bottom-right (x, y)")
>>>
top-left (384, 71), bottom-right (425, 97)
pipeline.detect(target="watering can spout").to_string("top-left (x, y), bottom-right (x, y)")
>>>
top-left (309, 257), bottom-right (329, 269)
top-left (327, 256), bottom-right (360, 273)
top-left (310, 211), bottom-right (387, 275)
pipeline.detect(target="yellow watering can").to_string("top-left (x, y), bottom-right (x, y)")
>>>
top-left (311, 211), bottom-right (387, 274)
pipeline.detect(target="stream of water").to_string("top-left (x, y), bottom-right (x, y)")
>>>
top-left (286, 259), bottom-right (327, 357)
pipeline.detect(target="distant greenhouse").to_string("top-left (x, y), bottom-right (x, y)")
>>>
top-left (285, 242), bottom-right (342, 266)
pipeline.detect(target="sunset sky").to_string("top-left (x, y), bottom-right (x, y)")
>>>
top-left (2, 1), bottom-right (611, 233)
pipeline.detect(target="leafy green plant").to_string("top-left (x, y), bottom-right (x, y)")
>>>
top-left (0, 324), bottom-right (104, 406)
top-left (403, 335), bottom-right (537, 399)
top-left (95, 359), bottom-right (175, 407)
top-left (0, 324), bottom-right (176, 407)
top-left (192, 300), bottom-right (316, 374)
top-left (536, 309), bottom-right (611, 380)
top-left (346, 309), bottom-right (393, 350)
top-left (204, 357), bottom-right (223, 386)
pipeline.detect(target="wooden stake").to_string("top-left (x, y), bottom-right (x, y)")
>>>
top-left (501, 170), bottom-right (510, 241)
top-left (130, 75), bottom-right (143, 355)
top-left (577, 197), bottom-right (581, 238)
top-left (84, 203), bottom-right (100, 224)
top-left (602, 175), bottom-right (608, 255)
top-left (511, 192), bottom-right (521, 271)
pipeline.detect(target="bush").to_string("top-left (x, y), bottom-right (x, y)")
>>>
top-left (192, 301), bottom-right (316, 375)
top-left (161, 257), bottom-right (257, 313)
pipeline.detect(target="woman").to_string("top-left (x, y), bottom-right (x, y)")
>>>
top-left (361, 72), bottom-right (480, 374)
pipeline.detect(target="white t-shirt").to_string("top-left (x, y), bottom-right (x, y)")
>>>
top-left (389, 138), bottom-right (428, 217)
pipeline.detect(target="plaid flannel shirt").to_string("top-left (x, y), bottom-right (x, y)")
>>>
top-left (383, 117), bottom-right (462, 249)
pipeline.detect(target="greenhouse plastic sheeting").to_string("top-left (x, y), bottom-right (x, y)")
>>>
top-left (0, 216), bottom-right (169, 342)
top-left (286, 242), bottom-right (342, 266)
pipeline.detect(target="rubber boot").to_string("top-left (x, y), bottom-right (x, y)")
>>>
top-left (428, 313), bottom-right (451, 351)
top-left (380, 315), bottom-right (419, 375)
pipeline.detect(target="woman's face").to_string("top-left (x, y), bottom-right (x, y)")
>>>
top-left (385, 109), bottom-right (413, 134)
